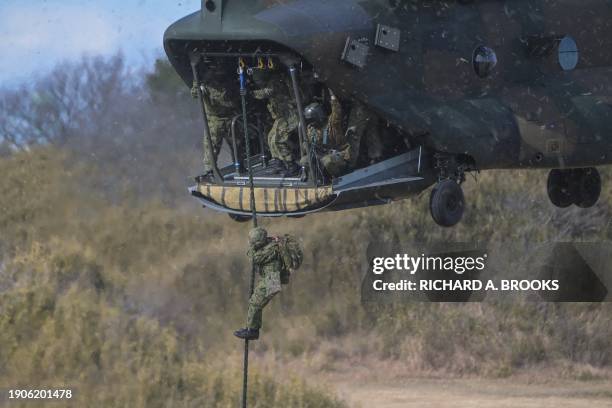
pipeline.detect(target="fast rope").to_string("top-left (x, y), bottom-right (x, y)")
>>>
top-left (239, 59), bottom-right (258, 408)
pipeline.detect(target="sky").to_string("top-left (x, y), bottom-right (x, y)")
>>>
top-left (0, 0), bottom-right (200, 86)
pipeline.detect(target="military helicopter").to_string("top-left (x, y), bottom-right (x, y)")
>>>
top-left (164, 0), bottom-right (612, 227)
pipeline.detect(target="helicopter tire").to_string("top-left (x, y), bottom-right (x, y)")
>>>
top-left (547, 169), bottom-right (575, 208)
top-left (574, 167), bottom-right (601, 209)
top-left (430, 179), bottom-right (465, 227)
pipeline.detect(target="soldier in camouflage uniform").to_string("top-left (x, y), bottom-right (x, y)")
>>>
top-left (192, 72), bottom-right (241, 175)
top-left (252, 73), bottom-right (300, 176)
top-left (304, 97), bottom-right (384, 176)
top-left (235, 227), bottom-right (289, 340)
top-left (345, 101), bottom-right (384, 167)
top-left (303, 92), bottom-right (351, 177)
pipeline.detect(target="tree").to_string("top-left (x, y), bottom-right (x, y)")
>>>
top-left (0, 54), bottom-right (203, 203)
top-left (0, 54), bottom-right (131, 149)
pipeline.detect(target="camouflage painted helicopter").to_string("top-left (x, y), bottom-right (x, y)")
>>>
top-left (164, 0), bottom-right (612, 227)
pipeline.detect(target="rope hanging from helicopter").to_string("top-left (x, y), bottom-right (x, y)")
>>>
top-left (237, 54), bottom-right (327, 406)
top-left (238, 57), bottom-right (258, 408)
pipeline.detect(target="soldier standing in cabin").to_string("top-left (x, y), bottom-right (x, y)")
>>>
top-left (251, 71), bottom-right (301, 176)
top-left (192, 69), bottom-right (241, 177)
top-left (303, 91), bottom-right (385, 177)
top-left (234, 227), bottom-right (302, 340)
top-left (303, 90), bottom-right (351, 177)
top-left (346, 102), bottom-right (384, 167)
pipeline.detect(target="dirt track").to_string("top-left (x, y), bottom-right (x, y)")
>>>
top-left (334, 378), bottom-right (612, 408)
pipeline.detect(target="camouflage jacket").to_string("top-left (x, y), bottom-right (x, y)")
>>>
top-left (252, 79), bottom-right (297, 120)
top-left (203, 84), bottom-right (240, 118)
top-left (307, 97), bottom-right (345, 148)
top-left (249, 239), bottom-right (283, 277)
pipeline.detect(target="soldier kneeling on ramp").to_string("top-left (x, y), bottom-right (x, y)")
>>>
top-left (234, 227), bottom-right (303, 340)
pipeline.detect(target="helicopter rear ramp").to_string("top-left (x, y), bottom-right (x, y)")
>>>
top-left (190, 147), bottom-right (435, 217)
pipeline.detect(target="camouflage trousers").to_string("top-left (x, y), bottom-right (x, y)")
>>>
top-left (268, 116), bottom-right (298, 163)
top-left (346, 103), bottom-right (384, 167)
top-left (203, 116), bottom-right (233, 173)
top-left (247, 269), bottom-right (282, 330)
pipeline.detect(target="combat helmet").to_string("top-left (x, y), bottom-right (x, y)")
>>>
top-left (304, 103), bottom-right (326, 124)
top-left (249, 227), bottom-right (268, 249)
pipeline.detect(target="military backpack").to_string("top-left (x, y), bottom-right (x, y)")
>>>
top-left (276, 234), bottom-right (303, 284)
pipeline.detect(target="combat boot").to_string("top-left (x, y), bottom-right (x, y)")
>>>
top-left (234, 328), bottom-right (260, 340)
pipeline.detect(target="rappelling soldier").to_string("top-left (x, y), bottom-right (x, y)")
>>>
top-left (234, 227), bottom-right (303, 340)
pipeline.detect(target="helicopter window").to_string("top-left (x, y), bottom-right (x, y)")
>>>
top-left (558, 36), bottom-right (579, 71)
top-left (472, 45), bottom-right (498, 78)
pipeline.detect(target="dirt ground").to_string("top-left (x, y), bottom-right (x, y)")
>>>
top-left (333, 378), bottom-right (612, 408)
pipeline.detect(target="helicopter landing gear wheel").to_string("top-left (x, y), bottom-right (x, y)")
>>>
top-left (430, 179), bottom-right (465, 227)
top-left (547, 168), bottom-right (601, 209)
top-left (574, 167), bottom-right (601, 208)
top-left (547, 169), bottom-right (575, 208)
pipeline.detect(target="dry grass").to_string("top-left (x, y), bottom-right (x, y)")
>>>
top-left (0, 147), bottom-right (611, 407)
